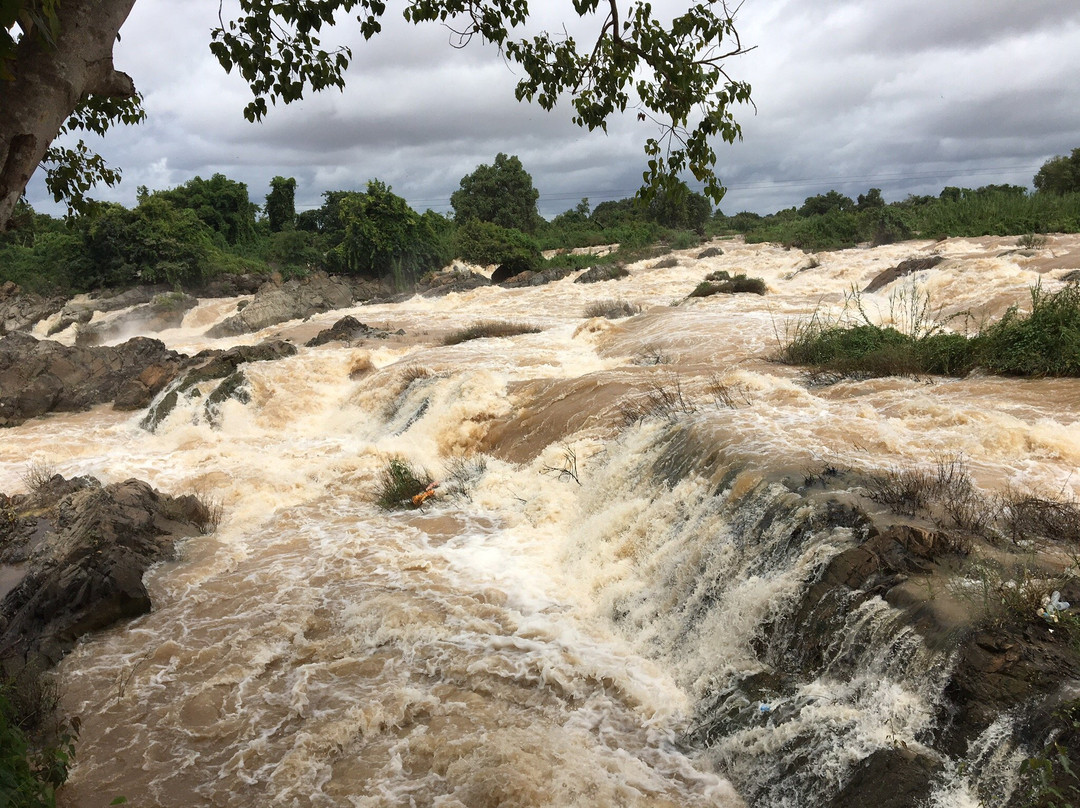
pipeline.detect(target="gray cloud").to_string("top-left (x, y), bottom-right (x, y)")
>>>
top-left (23, 0), bottom-right (1080, 219)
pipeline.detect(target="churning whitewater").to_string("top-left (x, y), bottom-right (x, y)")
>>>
top-left (2, 236), bottom-right (1079, 807)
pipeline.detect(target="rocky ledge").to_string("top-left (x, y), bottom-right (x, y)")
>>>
top-left (0, 475), bottom-right (213, 675)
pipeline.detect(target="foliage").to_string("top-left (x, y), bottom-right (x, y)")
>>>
top-left (375, 457), bottom-right (433, 510)
top-left (583, 299), bottom-right (641, 319)
top-left (151, 174), bottom-right (258, 245)
top-left (210, 1), bottom-right (752, 206)
top-left (443, 320), bottom-right (541, 345)
top-left (1034, 148), bottom-right (1080, 196)
top-left (265, 176), bottom-right (297, 232)
top-left (451, 219), bottom-right (541, 275)
top-left (451, 153), bottom-right (541, 234)
top-left (326, 181), bottom-right (450, 285)
top-left (688, 274), bottom-right (766, 297)
top-left (0, 678), bottom-right (78, 808)
top-left (777, 282), bottom-right (1080, 379)
top-left (798, 190), bottom-right (854, 218)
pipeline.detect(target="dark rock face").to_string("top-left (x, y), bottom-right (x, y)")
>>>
top-left (574, 264), bottom-right (630, 284)
top-left (827, 748), bottom-right (943, 808)
top-left (0, 281), bottom-right (66, 336)
top-left (0, 332), bottom-right (183, 427)
top-left (140, 339), bottom-right (298, 431)
top-left (499, 266), bottom-right (574, 288)
top-left (48, 286), bottom-right (171, 336)
top-left (205, 272), bottom-right (386, 337)
top-left (0, 476), bottom-right (210, 671)
top-left (305, 316), bottom-right (396, 347)
top-left (697, 246), bottom-right (724, 259)
top-left (192, 273), bottom-right (265, 297)
top-left (416, 267), bottom-right (491, 296)
top-left (863, 255), bottom-right (945, 293)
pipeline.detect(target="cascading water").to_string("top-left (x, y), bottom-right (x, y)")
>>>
top-left (2, 235), bottom-right (1078, 807)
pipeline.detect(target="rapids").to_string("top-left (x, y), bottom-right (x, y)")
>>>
top-left (2, 235), bottom-right (1078, 807)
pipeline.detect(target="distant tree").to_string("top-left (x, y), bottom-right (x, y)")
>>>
top-left (591, 198), bottom-right (644, 229)
top-left (856, 188), bottom-right (885, 210)
top-left (1034, 149), bottom-right (1080, 195)
top-left (451, 154), bottom-right (541, 234)
top-left (265, 176), bottom-right (297, 232)
top-left (798, 190), bottom-right (854, 217)
top-left (646, 181), bottom-right (711, 232)
top-left (328, 180), bottom-right (449, 284)
top-left (152, 173), bottom-right (257, 245)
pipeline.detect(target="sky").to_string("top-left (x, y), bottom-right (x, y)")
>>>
top-left (22, 0), bottom-right (1080, 219)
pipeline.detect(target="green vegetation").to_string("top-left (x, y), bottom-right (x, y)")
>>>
top-left (777, 283), bottom-right (1080, 379)
top-left (583, 299), bottom-right (642, 319)
top-left (0, 673), bottom-right (78, 808)
top-left (717, 183), bottom-right (1080, 251)
top-left (451, 154), bottom-right (541, 235)
top-left (689, 273), bottom-right (767, 297)
top-left (374, 457), bottom-right (433, 511)
top-left (443, 321), bottom-right (542, 346)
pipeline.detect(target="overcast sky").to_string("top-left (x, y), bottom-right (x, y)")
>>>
top-left (23, 0), bottom-right (1080, 219)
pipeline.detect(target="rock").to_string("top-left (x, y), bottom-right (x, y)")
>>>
top-left (499, 266), bottom-right (574, 288)
top-left (203, 372), bottom-right (251, 427)
top-left (0, 333), bottom-right (183, 427)
top-left (863, 255), bottom-right (945, 293)
top-left (0, 282), bottom-right (67, 336)
top-left (0, 476), bottom-right (210, 672)
top-left (193, 273), bottom-right (265, 297)
top-left (697, 246), bottom-right (724, 259)
top-left (417, 266), bottom-right (491, 296)
top-left (1062, 269), bottom-right (1080, 283)
top-left (140, 339), bottom-right (298, 431)
top-left (205, 272), bottom-right (384, 337)
top-left (827, 748), bottom-right (943, 808)
top-left (574, 264), bottom-right (630, 284)
top-left (75, 292), bottom-right (200, 345)
top-left (305, 315), bottom-right (395, 347)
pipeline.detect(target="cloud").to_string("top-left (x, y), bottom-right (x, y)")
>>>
top-left (23, 0), bottom-right (1080, 218)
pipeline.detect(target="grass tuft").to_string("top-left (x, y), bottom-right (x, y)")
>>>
top-left (375, 457), bottom-right (434, 510)
top-left (583, 299), bottom-right (642, 319)
top-left (443, 321), bottom-right (541, 345)
top-left (689, 274), bottom-right (767, 298)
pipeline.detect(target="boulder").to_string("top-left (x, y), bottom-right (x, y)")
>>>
top-left (75, 292), bottom-right (200, 346)
top-left (863, 255), bottom-right (945, 293)
top-left (0, 475), bottom-right (210, 672)
top-left (499, 266), bottom-right (574, 288)
top-left (417, 266), bottom-right (491, 296)
top-left (0, 332), bottom-right (183, 427)
top-left (205, 272), bottom-right (384, 337)
top-left (305, 315), bottom-right (396, 347)
top-left (0, 282), bottom-right (66, 336)
top-left (574, 264), bottom-right (630, 284)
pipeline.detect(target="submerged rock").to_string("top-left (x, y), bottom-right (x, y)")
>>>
top-left (574, 264), bottom-right (630, 284)
top-left (75, 292), bottom-right (199, 346)
top-left (305, 316), bottom-right (396, 347)
top-left (0, 475), bottom-right (211, 672)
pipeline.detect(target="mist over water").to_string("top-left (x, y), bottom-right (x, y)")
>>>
top-left (3, 235), bottom-right (1078, 806)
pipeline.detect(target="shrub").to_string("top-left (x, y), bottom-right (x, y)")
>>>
top-left (974, 283), bottom-right (1080, 376)
top-left (689, 274), bottom-right (767, 298)
top-left (443, 320), bottom-right (541, 345)
top-left (375, 457), bottom-right (434, 510)
top-left (583, 299), bottom-right (641, 319)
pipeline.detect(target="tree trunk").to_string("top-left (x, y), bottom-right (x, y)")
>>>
top-left (0, 0), bottom-right (139, 230)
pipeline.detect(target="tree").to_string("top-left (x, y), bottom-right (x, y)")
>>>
top-left (327, 180), bottom-right (449, 283)
top-left (151, 174), bottom-right (258, 245)
top-left (798, 190), bottom-right (854, 218)
top-left (265, 176), bottom-right (297, 232)
top-left (856, 188), bottom-right (884, 210)
top-left (0, 1), bottom-right (751, 231)
top-left (451, 153), bottom-right (541, 234)
top-left (1033, 149), bottom-right (1080, 195)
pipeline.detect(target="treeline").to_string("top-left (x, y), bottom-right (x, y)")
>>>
top-left (0, 152), bottom-right (713, 295)
top-left (715, 148), bottom-right (1080, 251)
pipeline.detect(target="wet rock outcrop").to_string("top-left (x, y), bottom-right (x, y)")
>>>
top-left (75, 292), bottom-right (200, 346)
top-left (416, 266), bottom-right (491, 296)
top-left (305, 316), bottom-right (397, 347)
top-left (498, 265), bottom-right (574, 288)
top-left (0, 475), bottom-right (211, 672)
top-left (863, 255), bottom-right (945, 293)
top-left (0, 332), bottom-right (183, 427)
top-left (205, 272), bottom-right (386, 337)
top-left (140, 339), bottom-right (298, 431)
top-left (0, 281), bottom-right (66, 336)
top-left (575, 264), bottom-right (630, 284)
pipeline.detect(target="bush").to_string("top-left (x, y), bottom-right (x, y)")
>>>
top-left (0, 676), bottom-right (78, 808)
top-left (583, 299), bottom-right (641, 319)
top-left (452, 219), bottom-right (542, 276)
top-left (375, 457), bottom-right (434, 510)
top-left (974, 283), bottom-right (1080, 376)
top-left (689, 274), bottom-right (767, 298)
top-left (443, 320), bottom-right (541, 345)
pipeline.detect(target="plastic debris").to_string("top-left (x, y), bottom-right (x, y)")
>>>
top-left (411, 481), bottom-right (439, 507)
top-left (1037, 590), bottom-right (1071, 623)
